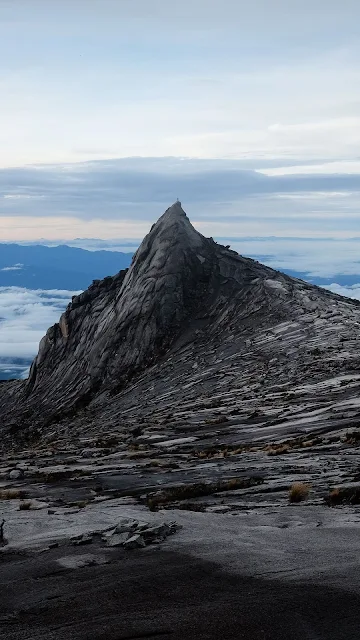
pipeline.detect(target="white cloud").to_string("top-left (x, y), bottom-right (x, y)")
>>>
top-left (223, 237), bottom-right (360, 279)
top-left (259, 161), bottom-right (360, 176)
top-left (0, 287), bottom-right (80, 377)
top-left (1, 263), bottom-right (23, 271)
top-left (323, 283), bottom-right (360, 300)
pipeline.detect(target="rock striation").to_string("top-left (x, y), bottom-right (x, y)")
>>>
top-left (1, 201), bottom-right (360, 446)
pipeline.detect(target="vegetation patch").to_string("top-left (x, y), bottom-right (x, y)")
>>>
top-left (0, 488), bottom-right (26, 500)
top-left (289, 482), bottom-right (310, 503)
top-left (204, 415), bottom-right (229, 425)
top-left (344, 430), bottom-right (360, 445)
top-left (266, 444), bottom-right (290, 456)
top-left (33, 468), bottom-right (89, 482)
top-left (326, 485), bottom-right (360, 506)
top-left (95, 436), bottom-right (119, 448)
top-left (19, 500), bottom-right (32, 510)
top-left (146, 476), bottom-right (264, 511)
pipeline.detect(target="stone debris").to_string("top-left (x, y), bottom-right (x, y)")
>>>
top-left (68, 518), bottom-right (181, 551)
top-left (106, 532), bottom-right (129, 547)
top-left (105, 518), bottom-right (181, 550)
top-left (123, 534), bottom-right (146, 549)
top-left (9, 469), bottom-right (24, 480)
top-left (71, 533), bottom-right (94, 546)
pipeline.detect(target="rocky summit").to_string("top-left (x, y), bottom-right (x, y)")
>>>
top-left (2, 203), bottom-right (360, 639)
top-left (2, 201), bottom-right (360, 440)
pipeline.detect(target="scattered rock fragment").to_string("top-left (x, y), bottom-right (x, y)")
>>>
top-left (71, 533), bottom-right (93, 546)
top-left (104, 519), bottom-right (181, 550)
top-left (9, 469), bottom-right (24, 480)
top-left (114, 518), bottom-right (140, 533)
top-left (106, 532), bottom-right (129, 547)
top-left (123, 534), bottom-right (146, 549)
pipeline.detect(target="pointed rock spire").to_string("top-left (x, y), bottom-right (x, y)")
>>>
top-left (23, 204), bottom-right (215, 415)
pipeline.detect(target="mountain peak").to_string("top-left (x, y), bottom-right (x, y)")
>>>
top-left (1, 203), bottom-right (360, 441)
top-left (133, 202), bottom-right (204, 268)
top-left (151, 201), bottom-right (187, 229)
top-left (150, 200), bottom-right (189, 231)
top-left (164, 199), bottom-right (184, 215)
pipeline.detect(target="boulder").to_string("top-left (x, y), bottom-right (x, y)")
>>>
top-left (123, 534), bottom-right (146, 550)
top-left (9, 469), bottom-right (24, 480)
top-left (106, 532), bottom-right (129, 547)
top-left (114, 518), bottom-right (139, 534)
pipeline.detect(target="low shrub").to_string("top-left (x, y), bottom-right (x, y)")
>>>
top-left (19, 500), bottom-right (32, 510)
top-left (0, 488), bottom-right (26, 500)
top-left (289, 482), bottom-right (310, 503)
top-left (146, 476), bottom-right (264, 511)
top-left (344, 430), bottom-right (360, 445)
top-left (326, 486), bottom-right (360, 506)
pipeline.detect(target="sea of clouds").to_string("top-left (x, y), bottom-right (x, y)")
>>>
top-left (0, 287), bottom-right (80, 379)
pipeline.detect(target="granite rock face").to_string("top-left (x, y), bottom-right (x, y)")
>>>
top-left (27, 203), bottom-right (219, 404)
top-left (1, 201), bottom-right (360, 444)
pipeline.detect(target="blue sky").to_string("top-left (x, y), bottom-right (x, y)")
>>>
top-left (0, 0), bottom-right (360, 254)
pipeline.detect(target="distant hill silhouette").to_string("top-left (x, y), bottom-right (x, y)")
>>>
top-left (0, 244), bottom-right (133, 290)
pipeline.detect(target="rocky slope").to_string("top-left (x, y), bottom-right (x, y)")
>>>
top-left (1, 201), bottom-right (360, 445)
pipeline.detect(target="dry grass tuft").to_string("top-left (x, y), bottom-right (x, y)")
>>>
top-left (146, 476), bottom-right (264, 511)
top-left (328, 488), bottom-right (341, 504)
top-left (0, 488), bottom-right (26, 500)
top-left (74, 500), bottom-right (88, 509)
top-left (204, 415), bottom-right (229, 425)
top-left (19, 500), bottom-right (32, 510)
top-left (326, 486), bottom-right (360, 506)
top-left (266, 444), bottom-right (290, 456)
top-left (344, 430), bottom-right (360, 445)
top-left (289, 482), bottom-right (310, 503)
top-left (148, 459), bottom-right (161, 467)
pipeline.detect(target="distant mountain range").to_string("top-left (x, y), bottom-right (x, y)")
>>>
top-left (0, 244), bottom-right (133, 290)
top-left (1, 241), bottom-right (358, 292)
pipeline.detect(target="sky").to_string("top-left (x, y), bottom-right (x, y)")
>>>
top-left (0, 0), bottom-right (360, 263)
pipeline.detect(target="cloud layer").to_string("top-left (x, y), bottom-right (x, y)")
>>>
top-left (0, 287), bottom-right (79, 379)
top-left (325, 283), bottom-right (360, 299)
top-left (1, 157), bottom-right (360, 242)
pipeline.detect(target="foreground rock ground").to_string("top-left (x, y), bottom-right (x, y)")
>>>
top-left (1, 204), bottom-right (360, 638)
